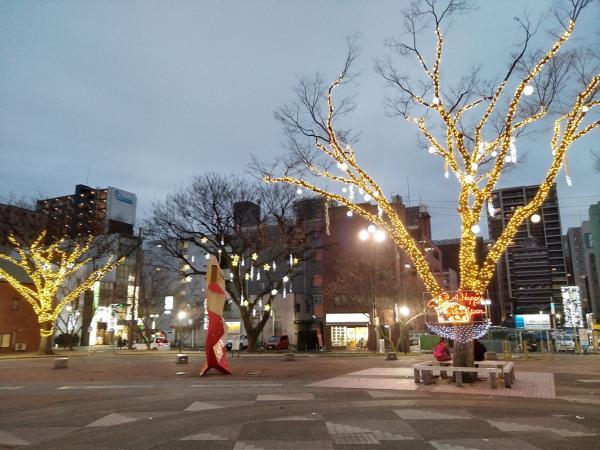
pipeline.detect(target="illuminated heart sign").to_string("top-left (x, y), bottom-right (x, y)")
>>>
top-left (427, 291), bottom-right (486, 323)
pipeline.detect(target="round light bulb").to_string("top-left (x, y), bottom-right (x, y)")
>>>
top-left (363, 194), bottom-right (372, 201)
top-left (374, 229), bottom-right (386, 242)
top-left (346, 210), bottom-right (353, 217)
top-left (491, 150), bottom-right (498, 157)
top-left (367, 225), bottom-right (377, 234)
top-left (581, 105), bottom-right (589, 112)
top-left (523, 85), bottom-right (534, 96)
top-left (432, 96), bottom-right (440, 105)
top-left (428, 146), bottom-right (436, 154)
top-left (531, 213), bottom-right (541, 223)
top-left (296, 188), bottom-right (302, 195)
top-left (504, 155), bottom-right (512, 163)
top-left (358, 229), bottom-right (369, 241)
top-left (464, 174), bottom-right (474, 184)
top-left (471, 224), bottom-right (481, 234)
top-left (342, 187), bottom-right (347, 193)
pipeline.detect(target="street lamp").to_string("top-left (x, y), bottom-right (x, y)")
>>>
top-left (399, 305), bottom-right (410, 317)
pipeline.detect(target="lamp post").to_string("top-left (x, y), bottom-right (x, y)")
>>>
top-left (358, 225), bottom-right (385, 351)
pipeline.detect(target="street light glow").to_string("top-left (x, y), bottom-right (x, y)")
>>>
top-left (367, 224), bottom-right (376, 234)
top-left (399, 306), bottom-right (410, 317)
top-left (177, 311), bottom-right (187, 320)
top-left (358, 229), bottom-right (370, 241)
top-left (374, 229), bottom-right (386, 242)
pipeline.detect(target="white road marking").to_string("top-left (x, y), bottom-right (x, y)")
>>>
top-left (0, 386), bottom-right (24, 390)
top-left (191, 383), bottom-right (282, 388)
top-left (58, 384), bottom-right (154, 390)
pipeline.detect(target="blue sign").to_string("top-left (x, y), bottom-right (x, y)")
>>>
top-left (114, 190), bottom-right (134, 205)
top-left (515, 315), bottom-right (525, 329)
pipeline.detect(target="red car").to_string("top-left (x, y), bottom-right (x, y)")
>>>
top-left (266, 335), bottom-right (289, 350)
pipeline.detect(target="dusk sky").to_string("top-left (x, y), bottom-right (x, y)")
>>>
top-left (1, 0), bottom-right (598, 239)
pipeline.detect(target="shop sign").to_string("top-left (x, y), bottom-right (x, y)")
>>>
top-left (325, 313), bottom-right (370, 324)
top-left (515, 314), bottom-right (551, 330)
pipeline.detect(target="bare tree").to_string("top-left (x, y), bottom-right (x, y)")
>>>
top-left (145, 173), bottom-right (317, 352)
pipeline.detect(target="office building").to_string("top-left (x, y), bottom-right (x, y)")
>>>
top-left (487, 184), bottom-right (568, 317)
top-left (37, 184), bottom-right (137, 237)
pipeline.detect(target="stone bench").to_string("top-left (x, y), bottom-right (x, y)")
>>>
top-left (413, 360), bottom-right (514, 389)
top-left (476, 360), bottom-right (515, 385)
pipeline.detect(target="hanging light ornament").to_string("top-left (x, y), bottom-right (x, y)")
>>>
top-left (251, 253), bottom-right (258, 261)
top-left (564, 156), bottom-right (572, 186)
top-left (296, 188), bottom-right (303, 195)
top-left (432, 96), bottom-right (440, 105)
top-left (282, 275), bottom-right (289, 299)
top-left (509, 137), bottom-right (517, 163)
top-left (272, 261), bottom-right (277, 271)
top-left (250, 265), bottom-right (254, 280)
top-left (487, 199), bottom-right (495, 217)
top-left (346, 210), bottom-right (353, 217)
top-left (444, 160), bottom-right (449, 179)
top-left (428, 146), bottom-right (436, 154)
top-left (348, 185), bottom-right (354, 200)
top-left (377, 206), bottom-right (383, 218)
top-left (523, 85), bottom-right (534, 96)
top-left (289, 254), bottom-right (294, 266)
top-left (257, 270), bottom-right (261, 281)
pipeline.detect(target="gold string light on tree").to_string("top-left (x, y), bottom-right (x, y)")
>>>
top-left (265, 5), bottom-right (599, 323)
top-left (0, 231), bottom-right (125, 351)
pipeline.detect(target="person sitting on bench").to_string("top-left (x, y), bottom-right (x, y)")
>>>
top-left (474, 339), bottom-right (487, 362)
top-left (433, 337), bottom-right (451, 362)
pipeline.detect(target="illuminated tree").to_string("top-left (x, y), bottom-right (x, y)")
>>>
top-left (262, 0), bottom-right (598, 367)
top-left (0, 232), bottom-right (125, 354)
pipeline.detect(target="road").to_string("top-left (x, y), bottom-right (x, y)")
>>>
top-left (1, 352), bottom-right (599, 449)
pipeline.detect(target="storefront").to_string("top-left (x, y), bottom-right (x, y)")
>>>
top-left (326, 313), bottom-right (370, 350)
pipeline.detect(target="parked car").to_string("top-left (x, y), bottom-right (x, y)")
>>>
top-left (133, 337), bottom-right (170, 351)
top-left (266, 335), bottom-right (289, 350)
top-left (226, 335), bottom-right (248, 350)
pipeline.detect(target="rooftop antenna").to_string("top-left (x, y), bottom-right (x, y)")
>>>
top-left (406, 177), bottom-right (411, 207)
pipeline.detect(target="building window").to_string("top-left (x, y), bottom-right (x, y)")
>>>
top-left (0, 333), bottom-right (11, 348)
top-left (11, 298), bottom-right (20, 311)
top-left (313, 295), bottom-right (323, 304)
top-left (331, 326), bottom-right (346, 346)
top-left (295, 303), bottom-right (301, 313)
top-left (312, 274), bottom-right (323, 288)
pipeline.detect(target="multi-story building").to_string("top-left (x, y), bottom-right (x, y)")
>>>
top-left (590, 203), bottom-right (600, 317)
top-left (37, 184), bottom-right (136, 238)
top-left (487, 184), bottom-right (568, 318)
top-left (300, 196), bottom-right (443, 351)
top-left (0, 259), bottom-right (39, 353)
top-left (565, 226), bottom-right (593, 314)
top-left (0, 203), bottom-right (46, 249)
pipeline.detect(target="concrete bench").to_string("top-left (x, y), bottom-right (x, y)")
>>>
top-left (413, 360), bottom-right (512, 389)
top-left (475, 360), bottom-right (515, 384)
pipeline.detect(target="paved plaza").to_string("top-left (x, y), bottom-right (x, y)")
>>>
top-left (1, 352), bottom-right (599, 449)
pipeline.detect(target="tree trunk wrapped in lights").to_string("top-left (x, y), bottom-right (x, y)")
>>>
top-left (0, 232), bottom-right (125, 354)
top-left (262, 0), bottom-right (598, 369)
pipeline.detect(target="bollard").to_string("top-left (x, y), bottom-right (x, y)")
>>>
top-left (176, 354), bottom-right (189, 364)
top-left (54, 357), bottom-right (69, 369)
